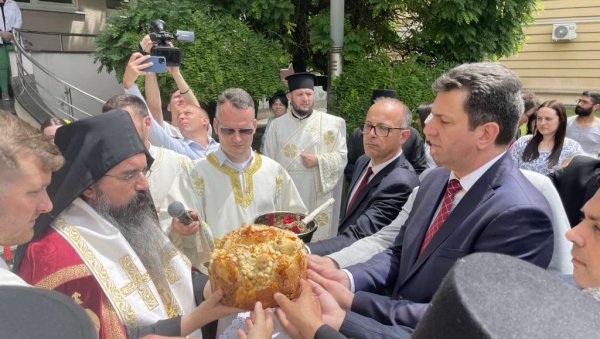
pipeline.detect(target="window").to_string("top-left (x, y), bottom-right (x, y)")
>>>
top-left (15, 0), bottom-right (78, 13)
top-left (16, 0), bottom-right (74, 4)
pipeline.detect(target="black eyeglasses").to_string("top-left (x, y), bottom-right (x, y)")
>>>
top-left (105, 168), bottom-right (151, 184)
top-left (360, 123), bottom-right (407, 137)
top-left (219, 126), bottom-right (254, 136)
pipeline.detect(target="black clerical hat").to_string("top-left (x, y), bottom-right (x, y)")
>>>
top-left (13, 109), bottom-right (151, 270)
top-left (371, 89), bottom-right (397, 103)
top-left (0, 285), bottom-right (97, 339)
top-left (413, 253), bottom-right (600, 339)
top-left (286, 72), bottom-right (316, 92)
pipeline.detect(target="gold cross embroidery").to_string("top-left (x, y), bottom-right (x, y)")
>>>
top-left (160, 245), bottom-right (180, 284)
top-left (119, 255), bottom-right (159, 310)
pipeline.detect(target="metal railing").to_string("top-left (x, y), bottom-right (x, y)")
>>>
top-left (12, 28), bottom-right (104, 123)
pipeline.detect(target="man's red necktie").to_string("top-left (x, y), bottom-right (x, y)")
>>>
top-left (419, 179), bottom-right (462, 256)
top-left (347, 167), bottom-right (373, 212)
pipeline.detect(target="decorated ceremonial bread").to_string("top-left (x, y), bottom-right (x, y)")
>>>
top-left (208, 224), bottom-right (307, 309)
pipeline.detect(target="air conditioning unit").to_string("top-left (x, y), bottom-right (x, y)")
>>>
top-left (552, 23), bottom-right (577, 41)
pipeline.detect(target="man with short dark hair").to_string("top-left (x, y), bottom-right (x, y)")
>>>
top-left (567, 90), bottom-right (600, 155)
top-left (309, 63), bottom-right (554, 337)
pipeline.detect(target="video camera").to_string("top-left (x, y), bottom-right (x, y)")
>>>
top-left (149, 19), bottom-right (195, 67)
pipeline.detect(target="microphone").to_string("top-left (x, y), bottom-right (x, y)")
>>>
top-left (167, 201), bottom-right (194, 225)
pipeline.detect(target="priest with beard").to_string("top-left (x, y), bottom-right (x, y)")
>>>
top-left (15, 110), bottom-right (238, 339)
top-left (263, 73), bottom-right (347, 241)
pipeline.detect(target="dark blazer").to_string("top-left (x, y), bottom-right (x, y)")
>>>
top-left (345, 127), bottom-right (428, 182)
top-left (548, 155), bottom-right (600, 226)
top-left (308, 154), bottom-right (419, 256)
top-left (319, 313), bottom-right (412, 339)
top-left (340, 154), bottom-right (554, 335)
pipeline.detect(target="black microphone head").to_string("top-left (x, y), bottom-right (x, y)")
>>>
top-left (167, 201), bottom-right (186, 218)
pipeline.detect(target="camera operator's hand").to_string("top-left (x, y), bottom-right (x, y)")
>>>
top-left (123, 52), bottom-right (151, 89)
top-left (140, 34), bottom-right (153, 54)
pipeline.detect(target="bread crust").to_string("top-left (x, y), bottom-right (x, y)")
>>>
top-left (208, 224), bottom-right (308, 309)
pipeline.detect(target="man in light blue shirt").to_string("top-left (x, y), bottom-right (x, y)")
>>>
top-left (123, 52), bottom-right (219, 160)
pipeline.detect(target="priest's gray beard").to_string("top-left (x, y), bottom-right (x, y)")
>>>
top-left (89, 189), bottom-right (171, 298)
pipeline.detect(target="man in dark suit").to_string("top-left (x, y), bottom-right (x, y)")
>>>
top-left (308, 62), bottom-right (554, 338)
top-left (548, 154), bottom-right (600, 227)
top-left (309, 98), bottom-right (419, 256)
top-left (344, 89), bottom-right (428, 180)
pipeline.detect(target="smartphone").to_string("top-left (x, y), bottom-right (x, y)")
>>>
top-left (143, 55), bottom-right (167, 73)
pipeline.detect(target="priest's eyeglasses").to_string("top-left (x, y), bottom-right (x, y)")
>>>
top-left (105, 168), bottom-right (151, 184)
top-left (360, 123), bottom-right (407, 137)
top-left (219, 126), bottom-right (254, 136)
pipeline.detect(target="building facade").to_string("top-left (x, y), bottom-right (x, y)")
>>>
top-left (500, 0), bottom-right (600, 103)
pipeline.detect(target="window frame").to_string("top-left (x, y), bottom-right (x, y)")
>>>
top-left (15, 0), bottom-right (79, 14)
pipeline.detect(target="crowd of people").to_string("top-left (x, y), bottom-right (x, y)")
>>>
top-left (1, 35), bottom-right (600, 339)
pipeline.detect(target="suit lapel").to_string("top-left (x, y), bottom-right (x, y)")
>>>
top-left (398, 154), bottom-right (511, 288)
top-left (341, 155), bottom-right (405, 228)
top-left (399, 170), bottom-right (448, 278)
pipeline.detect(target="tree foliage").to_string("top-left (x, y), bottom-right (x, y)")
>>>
top-left (331, 55), bottom-right (456, 134)
top-left (93, 0), bottom-right (289, 104)
top-left (202, 0), bottom-right (538, 73)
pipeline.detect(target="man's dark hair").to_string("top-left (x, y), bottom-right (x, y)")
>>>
top-left (103, 94), bottom-right (149, 119)
top-left (582, 91), bottom-right (600, 105)
top-left (416, 103), bottom-right (432, 127)
top-left (432, 62), bottom-right (523, 146)
top-left (522, 92), bottom-right (540, 114)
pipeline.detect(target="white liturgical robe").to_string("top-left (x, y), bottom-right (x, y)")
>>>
top-left (169, 149), bottom-right (307, 268)
top-left (263, 109), bottom-right (347, 241)
top-left (146, 145), bottom-right (196, 231)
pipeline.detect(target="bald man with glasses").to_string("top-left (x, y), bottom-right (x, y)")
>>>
top-left (308, 98), bottom-right (419, 256)
top-left (168, 88), bottom-right (307, 269)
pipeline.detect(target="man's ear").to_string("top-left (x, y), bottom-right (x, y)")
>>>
top-left (82, 185), bottom-right (96, 202)
top-left (476, 122), bottom-right (500, 150)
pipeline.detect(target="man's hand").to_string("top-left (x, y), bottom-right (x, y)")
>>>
top-left (170, 210), bottom-right (200, 236)
top-left (181, 288), bottom-right (242, 334)
top-left (237, 301), bottom-right (273, 339)
top-left (122, 52), bottom-right (151, 89)
top-left (308, 270), bottom-right (354, 310)
top-left (275, 280), bottom-right (323, 339)
top-left (308, 256), bottom-right (350, 289)
top-left (309, 280), bottom-right (346, 331)
top-left (0, 32), bottom-right (13, 43)
top-left (308, 254), bottom-right (339, 270)
top-left (197, 289), bottom-right (241, 323)
top-left (300, 152), bottom-right (319, 168)
top-left (140, 34), bottom-right (153, 54)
